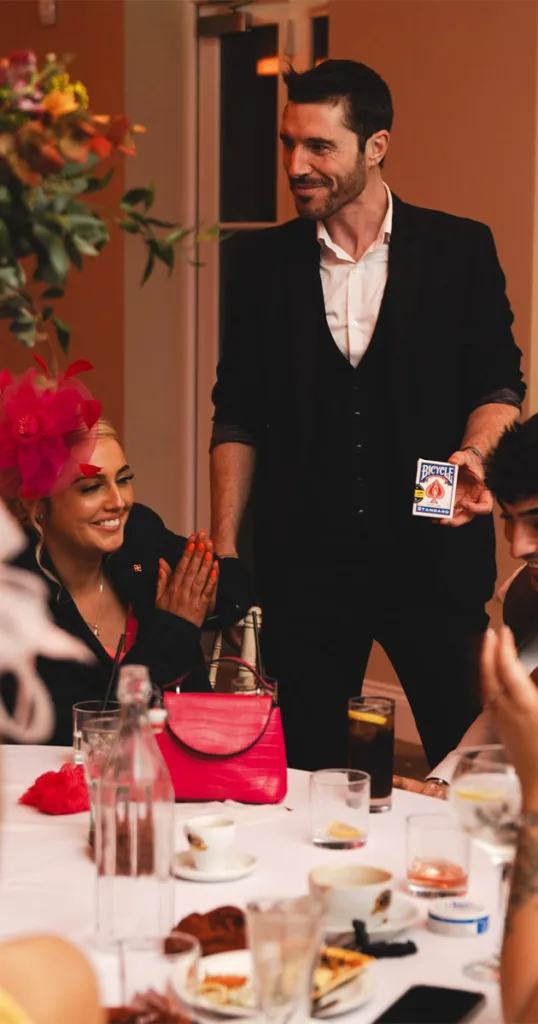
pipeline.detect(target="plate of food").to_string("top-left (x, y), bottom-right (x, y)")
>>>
top-left (176, 946), bottom-right (375, 1019)
top-left (313, 946), bottom-right (375, 1019)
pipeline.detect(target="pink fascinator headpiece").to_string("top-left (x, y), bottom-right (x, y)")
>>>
top-left (0, 356), bottom-right (102, 500)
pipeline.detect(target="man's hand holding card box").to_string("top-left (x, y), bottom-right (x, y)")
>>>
top-left (413, 450), bottom-right (494, 525)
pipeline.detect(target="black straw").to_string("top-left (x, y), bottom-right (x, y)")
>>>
top-left (102, 632), bottom-right (125, 710)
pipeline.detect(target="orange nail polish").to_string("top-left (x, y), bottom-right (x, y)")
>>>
top-left (210, 569), bottom-right (217, 578)
top-left (197, 542), bottom-right (205, 552)
top-left (187, 542), bottom-right (195, 552)
top-left (204, 551), bottom-right (212, 561)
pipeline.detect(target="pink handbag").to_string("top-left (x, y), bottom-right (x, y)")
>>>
top-left (156, 658), bottom-right (287, 804)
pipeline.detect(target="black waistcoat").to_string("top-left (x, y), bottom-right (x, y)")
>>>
top-left (300, 282), bottom-right (393, 552)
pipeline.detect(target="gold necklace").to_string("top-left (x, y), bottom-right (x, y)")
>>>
top-left (83, 575), bottom-right (104, 638)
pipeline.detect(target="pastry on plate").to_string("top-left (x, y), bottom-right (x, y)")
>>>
top-left (199, 973), bottom-right (254, 1009)
top-left (313, 946), bottom-right (374, 1002)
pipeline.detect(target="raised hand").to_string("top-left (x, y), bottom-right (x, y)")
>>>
top-left (481, 626), bottom-right (538, 809)
top-left (156, 530), bottom-right (219, 628)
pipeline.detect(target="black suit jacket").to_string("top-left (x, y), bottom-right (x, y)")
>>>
top-left (213, 196), bottom-right (526, 612)
top-left (10, 503), bottom-right (254, 745)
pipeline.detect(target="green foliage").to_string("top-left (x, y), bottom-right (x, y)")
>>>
top-left (0, 168), bottom-right (218, 350)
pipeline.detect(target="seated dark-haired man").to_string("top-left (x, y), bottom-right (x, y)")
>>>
top-left (397, 413), bottom-right (538, 798)
top-left (211, 57), bottom-right (526, 771)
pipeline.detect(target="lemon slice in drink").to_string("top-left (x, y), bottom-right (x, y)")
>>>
top-left (455, 788), bottom-right (507, 803)
top-left (348, 710), bottom-right (387, 726)
top-left (327, 821), bottom-right (364, 839)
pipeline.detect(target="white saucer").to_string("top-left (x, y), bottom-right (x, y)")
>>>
top-left (173, 948), bottom-right (375, 1020)
top-left (327, 892), bottom-right (422, 943)
top-left (172, 850), bottom-right (257, 883)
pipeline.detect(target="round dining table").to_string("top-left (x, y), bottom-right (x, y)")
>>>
top-left (1, 745), bottom-right (503, 1023)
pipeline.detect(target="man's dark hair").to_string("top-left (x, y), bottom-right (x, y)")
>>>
top-left (283, 59), bottom-right (393, 161)
top-left (486, 415), bottom-right (538, 505)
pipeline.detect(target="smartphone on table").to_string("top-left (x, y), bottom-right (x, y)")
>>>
top-left (372, 984), bottom-right (485, 1023)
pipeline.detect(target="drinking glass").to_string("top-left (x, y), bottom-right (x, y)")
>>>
top-left (406, 814), bottom-right (470, 896)
top-left (81, 714), bottom-right (121, 848)
top-left (348, 696), bottom-right (394, 811)
top-left (72, 699), bottom-right (120, 764)
top-left (246, 896), bottom-right (326, 1023)
top-left (310, 769), bottom-right (370, 848)
top-left (450, 745), bottom-right (521, 982)
top-left (120, 931), bottom-right (200, 1022)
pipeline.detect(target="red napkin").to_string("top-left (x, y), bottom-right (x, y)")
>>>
top-left (19, 762), bottom-right (90, 815)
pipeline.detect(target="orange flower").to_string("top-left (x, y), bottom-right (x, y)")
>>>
top-left (75, 119), bottom-right (97, 137)
top-left (88, 135), bottom-right (112, 160)
top-left (36, 143), bottom-right (65, 170)
top-left (42, 88), bottom-right (79, 120)
top-left (58, 136), bottom-right (88, 163)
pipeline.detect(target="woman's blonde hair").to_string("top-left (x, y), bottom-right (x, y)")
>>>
top-left (11, 418), bottom-right (122, 589)
top-left (97, 418), bottom-right (119, 444)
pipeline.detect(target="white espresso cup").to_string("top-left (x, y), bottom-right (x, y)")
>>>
top-left (309, 864), bottom-right (393, 931)
top-left (184, 815), bottom-right (236, 872)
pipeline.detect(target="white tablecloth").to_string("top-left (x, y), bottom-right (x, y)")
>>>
top-left (0, 746), bottom-right (502, 1022)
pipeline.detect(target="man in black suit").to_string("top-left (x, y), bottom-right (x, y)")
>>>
top-left (210, 60), bottom-right (526, 771)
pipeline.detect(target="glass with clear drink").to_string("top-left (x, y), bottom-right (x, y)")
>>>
top-left (450, 745), bottom-right (521, 983)
top-left (348, 696), bottom-right (394, 812)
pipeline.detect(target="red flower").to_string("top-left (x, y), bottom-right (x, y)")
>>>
top-left (88, 134), bottom-right (112, 160)
top-left (34, 142), bottom-right (65, 174)
top-left (6, 50), bottom-right (37, 92)
top-left (8, 49), bottom-right (37, 66)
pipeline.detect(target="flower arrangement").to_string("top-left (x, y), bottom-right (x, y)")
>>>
top-left (0, 50), bottom-right (203, 354)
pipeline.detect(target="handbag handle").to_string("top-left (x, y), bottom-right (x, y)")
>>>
top-left (164, 655), bottom-right (277, 700)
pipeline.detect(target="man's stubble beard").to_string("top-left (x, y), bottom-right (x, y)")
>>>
top-left (292, 157), bottom-right (367, 221)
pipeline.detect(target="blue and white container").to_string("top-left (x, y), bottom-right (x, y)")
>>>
top-left (427, 899), bottom-right (490, 937)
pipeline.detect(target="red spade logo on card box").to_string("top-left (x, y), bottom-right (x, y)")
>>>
top-left (425, 478), bottom-right (445, 504)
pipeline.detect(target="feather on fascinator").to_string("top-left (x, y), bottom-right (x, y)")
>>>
top-left (0, 499), bottom-right (92, 743)
top-left (0, 356), bottom-right (102, 499)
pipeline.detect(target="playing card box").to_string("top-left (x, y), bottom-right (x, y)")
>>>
top-left (413, 459), bottom-right (459, 519)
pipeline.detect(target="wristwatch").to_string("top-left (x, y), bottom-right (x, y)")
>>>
top-left (461, 445), bottom-right (485, 464)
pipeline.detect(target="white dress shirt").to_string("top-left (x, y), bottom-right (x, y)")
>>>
top-left (317, 184), bottom-right (393, 368)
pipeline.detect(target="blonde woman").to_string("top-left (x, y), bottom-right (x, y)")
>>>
top-left (0, 359), bottom-right (252, 744)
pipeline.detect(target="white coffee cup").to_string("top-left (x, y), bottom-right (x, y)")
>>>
top-left (309, 864), bottom-right (393, 931)
top-left (184, 815), bottom-right (236, 872)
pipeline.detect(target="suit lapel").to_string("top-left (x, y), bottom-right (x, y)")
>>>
top-left (285, 220), bottom-right (326, 456)
top-left (385, 194), bottom-right (424, 360)
top-left (55, 587), bottom-right (111, 665)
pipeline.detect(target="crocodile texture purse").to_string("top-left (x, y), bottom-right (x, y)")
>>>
top-left (156, 657), bottom-right (287, 804)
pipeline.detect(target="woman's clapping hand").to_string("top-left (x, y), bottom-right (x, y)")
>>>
top-left (481, 626), bottom-right (538, 809)
top-left (156, 530), bottom-right (219, 628)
